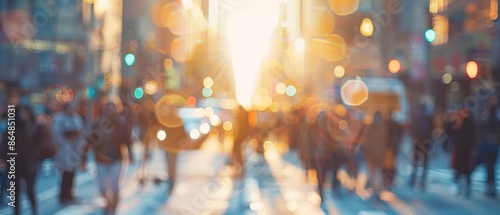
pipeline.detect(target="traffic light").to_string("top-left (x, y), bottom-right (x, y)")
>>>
top-left (466, 61), bottom-right (478, 79)
top-left (86, 86), bottom-right (96, 100)
top-left (124, 53), bottom-right (136, 66)
top-left (425, 29), bottom-right (436, 43)
top-left (388, 59), bottom-right (401, 73)
top-left (134, 87), bottom-right (144, 99)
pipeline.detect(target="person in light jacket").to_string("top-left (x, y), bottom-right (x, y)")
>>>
top-left (52, 102), bottom-right (86, 204)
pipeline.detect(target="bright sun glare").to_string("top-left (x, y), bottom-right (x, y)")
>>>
top-left (226, 0), bottom-right (280, 109)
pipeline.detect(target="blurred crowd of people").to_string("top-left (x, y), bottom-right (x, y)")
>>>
top-left (0, 94), bottom-right (136, 215)
top-left (247, 94), bottom-right (500, 202)
top-left (0, 90), bottom-right (499, 214)
top-left (0, 91), bottom-right (205, 215)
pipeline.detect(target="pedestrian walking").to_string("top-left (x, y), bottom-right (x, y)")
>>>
top-left (137, 98), bottom-right (156, 185)
top-left (382, 112), bottom-right (402, 190)
top-left (307, 112), bottom-right (330, 201)
top-left (1, 105), bottom-right (39, 215)
top-left (447, 108), bottom-right (477, 198)
top-left (361, 109), bottom-right (390, 197)
top-left (88, 101), bottom-right (132, 215)
top-left (231, 105), bottom-right (250, 177)
top-left (52, 102), bottom-right (86, 204)
top-left (409, 100), bottom-right (434, 190)
top-left (476, 96), bottom-right (500, 197)
top-left (143, 100), bottom-right (206, 194)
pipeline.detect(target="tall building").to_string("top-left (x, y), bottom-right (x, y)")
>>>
top-left (0, 0), bottom-right (91, 101)
top-left (427, 0), bottom-right (500, 107)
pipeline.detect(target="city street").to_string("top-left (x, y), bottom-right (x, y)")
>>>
top-left (3, 0), bottom-right (500, 214)
top-left (1, 134), bottom-right (499, 215)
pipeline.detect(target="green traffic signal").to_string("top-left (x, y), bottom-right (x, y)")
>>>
top-left (125, 53), bottom-right (136, 66)
top-left (425, 29), bottom-right (436, 43)
top-left (86, 86), bottom-right (96, 99)
top-left (134, 87), bottom-right (144, 99)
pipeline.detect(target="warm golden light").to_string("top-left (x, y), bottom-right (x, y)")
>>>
top-left (157, 130), bottom-right (167, 141)
top-left (155, 95), bottom-right (187, 128)
top-left (328, 0), bottom-right (360, 16)
top-left (167, 10), bottom-right (186, 35)
top-left (223, 121), bottom-right (233, 131)
top-left (432, 15), bottom-right (449, 45)
top-left (190, 129), bottom-right (201, 140)
top-left (94, 0), bottom-right (110, 17)
top-left (360, 18), bottom-right (374, 37)
top-left (312, 34), bottom-right (346, 62)
top-left (466, 61), bottom-right (478, 79)
top-left (227, 0), bottom-right (280, 109)
top-left (160, 3), bottom-right (179, 28)
top-left (275, 82), bottom-right (287, 95)
top-left (491, 0), bottom-right (498, 20)
top-left (334, 65), bottom-right (345, 78)
top-left (341, 80), bottom-right (369, 106)
top-left (163, 59), bottom-right (173, 69)
top-left (181, 0), bottom-right (193, 9)
top-left (210, 115), bottom-right (221, 126)
top-left (388, 59), bottom-right (401, 73)
top-left (199, 123), bottom-right (210, 134)
top-left (171, 37), bottom-right (190, 62)
top-left (442, 73), bottom-right (452, 84)
top-left (311, 9), bottom-right (335, 36)
top-left (338, 120), bottom-right (348, 129)
top-left (204, 107), bottom-right (215, 117)
top-left (203, 77), bottom-right (214, 88)
top-left (294, 37), bottom-right (305, 51)
top-left (429, 0), bottom-right (438, 13)
top-left (145, 79), bottom-right (159, 95)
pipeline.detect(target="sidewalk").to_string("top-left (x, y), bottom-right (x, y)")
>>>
top-left (3, 133), bottom-right (500, 215)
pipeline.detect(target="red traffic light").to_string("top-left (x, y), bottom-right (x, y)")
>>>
top-left (466, 61), bottom-right (478, 79)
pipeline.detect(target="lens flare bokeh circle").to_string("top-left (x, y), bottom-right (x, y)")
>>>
top-left (341, 80), bottom-right (369, 106)
top-left (154, 94), bottom-right (187, 128)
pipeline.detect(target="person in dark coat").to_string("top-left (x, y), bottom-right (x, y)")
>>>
top-left (361, 110), bottom-right (390, 196)
top-left (476, 96), bottom-right (500, 197)
top-left (137, 98), bottom-right (157, 185)
top-left (231, 105), bottom-right (250, 177)
top-left (287, 109), bottom-right (302, 151)
top-left (383, 113), bottom-right (403, 190)
top-left (1, 105), bottom-right (39, 215)
top-left (308, 112), bottom-right (331, 202)
top-left (409, 101), bottom-right (434, 189)
top-left (447, 108), bottom-right (477, 198)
